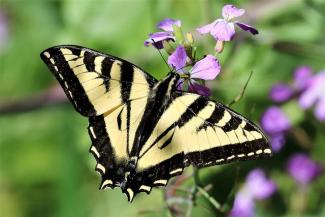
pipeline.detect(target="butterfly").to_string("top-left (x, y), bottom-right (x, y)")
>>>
top-left (40, 45), bottom-right (271, 202)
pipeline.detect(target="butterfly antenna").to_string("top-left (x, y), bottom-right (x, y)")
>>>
top-left (151, 39), bottom-right (173, 73)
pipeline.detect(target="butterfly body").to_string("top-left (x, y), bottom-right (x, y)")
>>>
top-left (41, 45), bottom-right (271, 202)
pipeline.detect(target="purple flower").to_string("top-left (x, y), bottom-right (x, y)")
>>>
top-left (269, 134), bottom-right (285, 152)
top-left (168, 46), bottom-right (221, 96)
top-left (157, 18), bottom-right (181, 32)
top-left (287, 153), bottom-right (323, 185)
top-left (0, 9), bottom-right (9, 52)
top-left (190, 55), bottom-right (221, 80)
top-left (261, 106), bottom-right (291, 152)
top-left (269, 83), bottom-right (293, 103)
top-left (197, 4), bottom-right (258, 42)
top-left (144, 32), bottom-right (175, 49)
top-left (261, 106), bottom-right (291, 135)
top-left (299, 71), bottom-right (325, 121)
top-left (230, 192), bottom-right (255, 217)
top-left (168, 45), bottom-right (187, 71)
top-left (246, 169), bottom-right (276, 200)
top-left (230, 169), bottom-right (276, 217)
top-left (294, 66), bottom-right (313, 91)
top-left (144, 18), bottom-right (181, 49)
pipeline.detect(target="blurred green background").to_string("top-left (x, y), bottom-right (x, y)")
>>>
top-left (0, 0), bottom-right (324, 217)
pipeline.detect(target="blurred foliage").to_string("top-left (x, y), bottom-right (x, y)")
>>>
top-left (0, 0), bottom-right (324, 217)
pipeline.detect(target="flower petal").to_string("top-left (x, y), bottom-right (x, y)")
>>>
top-left (157, 18), bottom-right (181, 32)
top-left (299, 71), bottom-right (325, 109)
top-left (293, 65), bottom-right (312, 90)
top-left (190, 55), bottom-right (221, 80)
top-left (144, 32), bottom-right (175, 49)
top-left (188, 82), bottom-right (211, 96)
top-left (315, 97), bottom-right (325, 121)
top-left (210, 20), bottom-right (235, 41)
top-left (222, 5), bottom-right (245, 20)
top-left (246, 169), bottom-right (276, 200)
top-left (269, 83), bottom-right (293, 103)
top-left (261, 106), bottom-right (291, 135)
top-left (196, 20), bottom-right (218, 35)
top-left (167, 45), bottom-right (187, 71)
top-left (230, 192), bottom-right (255, 217)
top-left (287, 153), bottom-right (323, 185)
top-left (235, 22), bottom-right (259, 35)
top-left (270, 133), bottom-right (285, 152)
top-left (299, 88), bottom-right (319, 109)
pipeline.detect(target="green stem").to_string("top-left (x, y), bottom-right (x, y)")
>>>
top-left (191, 167), bottom-right (201, 204)
top-left (197, 187), bottom-right (222, 211)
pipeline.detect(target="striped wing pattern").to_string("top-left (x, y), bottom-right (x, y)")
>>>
top-left (121, 92), bottom-right (271, 200)
top-left (41, 45), bottom-right (271, 202)
top-left (40, 45), bottom-right (156, 116)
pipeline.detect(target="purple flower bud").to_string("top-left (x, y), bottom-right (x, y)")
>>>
top-left (287, 153), bottom-right (323, 185)
top-left (261, 106), bottom-right (291, 135)
top-left (157, 18), bottom-right (181, 32)
top-left (191, 55), bottom-right (221, 80)
top-left (269, 83), bottom-right (293, 103)
top-left (168, 45), bottom-right (187, 71)
top-left (246, 169), bottom-right (276, 200)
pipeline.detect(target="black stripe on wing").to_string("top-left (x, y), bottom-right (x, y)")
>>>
top-left (173, 93), bottom-right (272, 167)
top-left (41, 47), bottom-right (97, 116)
top-left (88, 115), bottom-right (127, 189)
top-left (122, 152), bottom-right (185, 202)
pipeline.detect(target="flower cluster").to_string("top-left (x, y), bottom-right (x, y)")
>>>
top-left (261, 66), bottom-right (325, 152)
top-left (144, 5), bottom-right (258, 96)
top-left (258, 65), bottom-right (324, 215)
top-left (269, 66), bottom-right (325, 121)
top-left (230, 169), bottom-right (276, 217)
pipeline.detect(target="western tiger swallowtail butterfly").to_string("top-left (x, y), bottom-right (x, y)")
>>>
top-left (41, 45), bottom-right (271, 202)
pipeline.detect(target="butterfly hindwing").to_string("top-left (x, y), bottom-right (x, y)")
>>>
top-left (88, 97), bottom-right (149, 190)
top-left (40, 45), bottom-right (157, 116)
top-left (127, 92), bottom-right (271, 194)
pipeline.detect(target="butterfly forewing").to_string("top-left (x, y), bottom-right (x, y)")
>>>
top-left (40, 45), bottom-right (156, 116)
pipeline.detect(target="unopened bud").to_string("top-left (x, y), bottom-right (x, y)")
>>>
top-left (186, 32), bottom-right (194, 44)
top-left (215, 40), bottom-right (224, 53)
